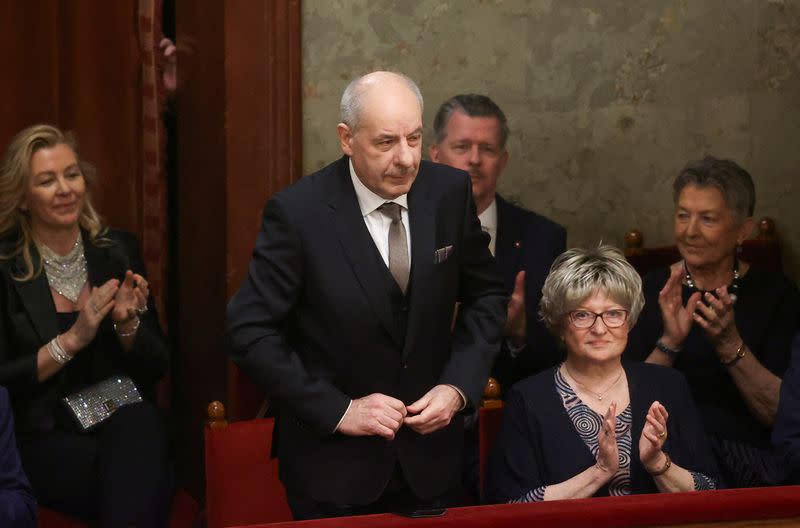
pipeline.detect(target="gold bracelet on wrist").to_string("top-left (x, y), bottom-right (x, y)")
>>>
top-left (722, 341), bottom-right (746, 366)
top-left (648, 452), bottom-right (672, 477)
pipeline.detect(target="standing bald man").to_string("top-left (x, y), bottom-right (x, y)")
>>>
top-left (227, 72), bottom-right (506, 519)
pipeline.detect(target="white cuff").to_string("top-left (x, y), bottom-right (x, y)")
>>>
top-left (447, 384), bottom-right (468, 411)
top-left (333, 400), bottom-right (352, 433)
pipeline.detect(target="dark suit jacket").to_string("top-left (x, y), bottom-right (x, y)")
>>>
top-left (486, 361), bottom-right (719, 503)
top-left (0, 386), bottom-right (36, 526)
top-left (491, 195), bottom-right (566, 389)
top-left (227, 156), bottom-right (507, 505)
top-left (0, 229), bottom-right (168, 433)
top-left (773, 332), bottom-right (800, 484)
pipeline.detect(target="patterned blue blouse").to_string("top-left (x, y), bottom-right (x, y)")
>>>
top-left (511, 367), bottom-right (715, 502)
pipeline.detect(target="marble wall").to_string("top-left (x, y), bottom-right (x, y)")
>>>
top-left (302, 0), bottom-right (800, 280)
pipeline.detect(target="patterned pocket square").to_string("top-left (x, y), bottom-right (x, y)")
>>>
top-left (434, 245), bottom-right (454, 264)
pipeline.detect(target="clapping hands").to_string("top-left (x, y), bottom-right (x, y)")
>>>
top-left (112, 270), bottom-right (149, 323)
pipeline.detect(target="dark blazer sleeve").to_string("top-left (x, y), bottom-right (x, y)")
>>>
top-left (109, 231), bottom-right (169, 387)
top-left (485, 385), bottom-right (544, 503)
top-left (0, 285), bottom-right (38, 395)
top-left (753, 275), bottom-right (800, 377)
top-left (513, 220), bottom-right (566, 376)
top-left (660, 369), bottom-right (720, 486)
top-left (491, 200), bottom-right (566, 388)
top-left (226, 197), bottom-right (351, 435)
top-left (438, 176), bottom-right (507, 408)
top-left (0, 387), bottom-right (36, 526)
top-left (773, 333), bottom-right (800, 484)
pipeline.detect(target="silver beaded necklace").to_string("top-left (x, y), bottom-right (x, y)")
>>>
top-left (38, 236), bottom-right (87, 303)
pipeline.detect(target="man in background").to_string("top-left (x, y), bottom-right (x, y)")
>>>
top-left (431, 94), bottom-right (567, 390)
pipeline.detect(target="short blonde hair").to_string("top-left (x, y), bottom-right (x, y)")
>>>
top-left (0, 124), bottom-right (107, 281)
top-left (539, 245), bottom-right (644, 336)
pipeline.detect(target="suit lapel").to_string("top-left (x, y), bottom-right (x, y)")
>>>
top-left (10, 249), bottom-right (58, 342)
top-left (327, 158), bottom-right (403, 347)
top-left (494, 195), bottom-right (523, 292)
top-left (402, 169), bottom-right (434, 360)
top-left (10, 231), bottom-right (124, 343)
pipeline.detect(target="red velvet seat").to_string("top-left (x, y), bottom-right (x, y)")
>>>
top-left (38, 490), bottom-right (200, 528)
top-left (204, 402), bottom-right (293, 528)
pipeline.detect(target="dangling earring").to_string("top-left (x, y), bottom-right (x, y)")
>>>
top-left (736, 243), bottom-right (743, 255)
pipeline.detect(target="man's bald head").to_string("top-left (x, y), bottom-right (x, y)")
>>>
top-left (336, 71), bottom-right (424, 199)
top-left (340, 71), bottom-right (424, 132)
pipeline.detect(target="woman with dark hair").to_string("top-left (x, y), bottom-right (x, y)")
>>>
top-left (627, 156), bottom-right (800, 488)
top-left (487, 246), bottom-right (717, 503)
top-left (0, 124), bottom-right (172, 526)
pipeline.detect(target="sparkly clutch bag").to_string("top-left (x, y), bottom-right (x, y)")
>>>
top-left (62, 376), bottom-right (143, 431)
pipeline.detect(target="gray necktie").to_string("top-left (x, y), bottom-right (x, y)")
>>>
top-left (379, 202), bottom-right (409, 294)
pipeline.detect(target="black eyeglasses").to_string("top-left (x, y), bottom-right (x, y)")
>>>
top-left (567, 309), bottom-right (629, 329)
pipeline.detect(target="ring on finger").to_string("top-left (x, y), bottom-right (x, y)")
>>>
top-left (91, 301), bottom-right (100, 314)
top-left (136, 305), bottom-right (148, 315)
top-left (657, 431), bottom-right (666, 438)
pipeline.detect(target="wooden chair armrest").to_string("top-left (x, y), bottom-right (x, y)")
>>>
top-left (207, 400), bottom-right (228, 429)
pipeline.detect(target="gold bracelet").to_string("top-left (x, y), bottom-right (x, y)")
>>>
top-left (722, 341), bottom-right (746, 366)
top-left (648, 452), bottom-right (672, 477)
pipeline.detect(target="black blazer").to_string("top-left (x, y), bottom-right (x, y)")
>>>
top-left (0, 229), bottom-right (168, 432)
top-left (491, 195), bottom-right (566, 388)
top-left (773, 332), bottom-right (800, 484)
top-left (227, 156), bottom-right (507, 504)
top-left (486, 361), bottom-right (719, 503)
top-left (0, 386), bottom-right (36, 526)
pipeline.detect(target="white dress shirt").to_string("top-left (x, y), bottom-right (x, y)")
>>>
top-left (349, 160), bottom-right (411, 266)
top-left (478, 198), bottom-right (498, 256)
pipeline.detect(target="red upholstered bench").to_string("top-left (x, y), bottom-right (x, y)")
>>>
top-left (231, 485), bottom-right (800, 528)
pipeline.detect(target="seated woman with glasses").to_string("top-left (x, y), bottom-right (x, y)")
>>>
top-left (486, 246), bottom-right (718, 503)
top-left (627, 157), bottom-right (800, 488)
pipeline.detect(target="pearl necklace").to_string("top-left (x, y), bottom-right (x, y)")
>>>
top-left (38, 236), bottom-right (88, 303)
top-left (684, 259), bottom-right (740, 302)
